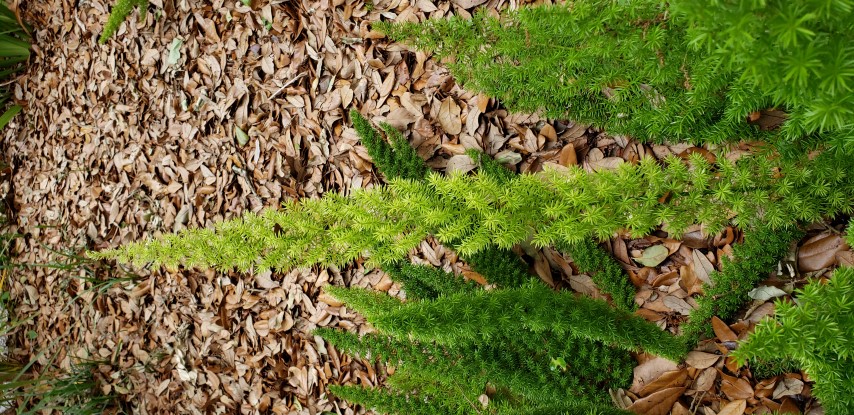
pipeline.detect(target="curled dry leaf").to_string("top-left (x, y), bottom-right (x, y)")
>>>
top-left (692, 367), bottom-right (718, 392)
top-left (630, 357), bottom-right (679, 394)
top-left (627, 386), bottom-right (686, 415)
top-left (748, 285), bottom-right (788, 301)
top-left (772, 377), bottom-right (805, 400)
top-left (685, 351), bottom-right (720, 369)
top-left (798, 232), bottom-right (848, 272)
top-left (711, 316), bottom-right (738, 342)
top-left (717, 400), bottom-right (747, 415)
top-left (445, 154), bottom-right (477, 174)
top-left (638, 370), bottom-right (689, 397)
top-left (438, 97), bottom-right (462, 135)
top-left (691, 250), bottom-right (716, 285)
top-left (720, 371), bottom-right (754, 400)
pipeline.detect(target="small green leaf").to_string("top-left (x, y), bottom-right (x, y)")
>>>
top-left (167, 38), bottom-right (183, 66)
top-left (634, 244), bottom-right (669, 267)
top-left (235, 126), bottom-right (249, 146)
top-left (27, 330), bottom-right (37, 339)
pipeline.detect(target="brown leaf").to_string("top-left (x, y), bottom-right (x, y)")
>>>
top-left (558, 143), bottom-right (578, 166)
top-left (627, 386), bottom-right (686, 415)
top-left (772, 377), bottom-right (804, 399)
top-left (685, 351), bottom-right (720, 369)
top-left (438, 97), bottom-right (462, 135)
top-left (663, 296), bottom-right (693, 315)
top-left (717, 400), bottom-right (747, 415)
top-left (711, 316), bottom-right (738, 342)
top-left (692, 367), bottom-right (717, 392)
top-left (446, 154), bottom-right (477, 174)
top-left (451, 0), bottom-right (488, 8)
top-left (630, 357), bottom-right (679, 394)
top-left (798, 232), bottom-right (848, 272)
top-left (720, 372), bottom-right (754, 400)
top-left (638, 369), bottom-right (689, 397)
top-left (692, 250), bottom-right (715, 285)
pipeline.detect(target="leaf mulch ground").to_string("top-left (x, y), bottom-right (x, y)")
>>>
top-left (1, 0), bottom-right (848, 414)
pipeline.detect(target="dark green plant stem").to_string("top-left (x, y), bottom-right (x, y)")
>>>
top-left (681, 225), bottom-right (803, 340)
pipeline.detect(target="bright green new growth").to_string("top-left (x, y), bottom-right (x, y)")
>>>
top-left (100, 0), bottom-right (148, 44)
top-left (681, 225), bottom-right (803, 339)
top-left (557, 239), bottom-right (636, 312)
top-left (94, 151), bottom-right (854, 273)
top-left (377, 0), bottom-right (854, 149)
top-left (672, 0), bottom-right (854, 149)
top-left (734, 267), bottom-right (854, 415)
top-left (327, 283), bottom-right (685, 361)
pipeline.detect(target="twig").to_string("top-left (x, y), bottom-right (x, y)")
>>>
top-left (268, 72), bottom-right (308, 101)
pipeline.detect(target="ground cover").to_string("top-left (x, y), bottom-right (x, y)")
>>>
top-left (0, 0), bottom-right (851, 414)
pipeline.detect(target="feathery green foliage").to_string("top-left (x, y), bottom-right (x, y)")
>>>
top-left (377, 0), bottom-right (854, 149)
top-left (671, 0), bottom-right (854, 150)
top-left (100, 0), bottom-right (148, 44)
top-left (464, 247), bottom-right (530, 288)
top-left (319, 327), bottom-right (633, 409)
top-left (376, 3), bottom-right (759, 145)
top-left (95, 151), bottom-right (854, 273)
top-left (326, 283), bottom-right (685, 361)
top-left (384, 262), bottom-right (477, 300)
top-left (557, 239), bottom-right (636, 312)
top-left (681, 225), bottom-right (802, 339)
top-left (734, 267), bottom-right (854, 415)
top-left (351, 110), bottom-right (429, 181)
top-left (319, 279), bottom-right (646, 414)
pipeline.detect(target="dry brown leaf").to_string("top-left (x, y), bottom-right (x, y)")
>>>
top-left (711, 316), bottom-right (738, 342)
top-left (685, 351), bottom-right (720, 369)
top-left (630, 357), bottom-right (679, 394)
top-left (559, 143), bottom-right (578, 166)
top-left (720, 372), bottom-right (754, 400)
top-left (451, 0), bottom-right (489, 8)
top-left (692, 250), bottom-right (716, 285)
top-left (438, 97), bottom-right (462, 135)
top-left (638, 369), bottom-right (689, 397)
top-left (663, 296), bottom-right (693, 315)
top-left (798, 232), bottom-right (848, 272)
top-left (445, 154), bottom-right (477, 174)
top-left (692, 367), bottom-right (718, 392)
top-left (772, 377), bottom-right (805, 399)
top-left (717, 400), bottom-right (747, 415)
top-left (626, 386), bottom-right (686, 415)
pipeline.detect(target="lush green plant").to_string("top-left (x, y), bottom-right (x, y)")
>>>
top-left (671, 0), bottom-right (854, 150)
top-left (556, 239), bottom-right (636, 312)
top-left (377, 0), bottom-right (853, 149)
top-left (94, 150), bottom-right (853, 273)
top-left (100, 0), bottom-right (148, 43)
top-left (734, 266), bottom-right (854, 415)
top-left (319, 280), bottom-right (675, 414)
top-left (353, 111), bottom-right (634, 305)
top-left (681, 225), bottom-right (803, 339)
top-left (328, 283), bottom-right (685, 361)
top-left (0, 2), bottom-right (30, 129)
